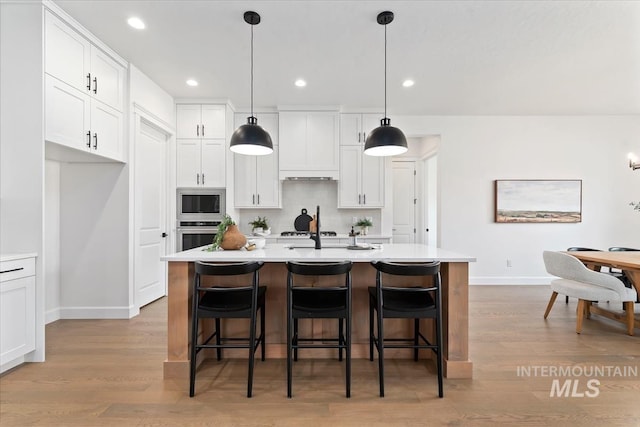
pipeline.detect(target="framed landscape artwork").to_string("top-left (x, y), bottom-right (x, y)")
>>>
top-left (495, 180), bottom-right (582, 223)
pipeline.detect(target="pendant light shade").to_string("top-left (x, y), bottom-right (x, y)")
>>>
top-left (230, 11), bottom-right (273, 156)
top-left (364, 11), bottom-right (408, 157)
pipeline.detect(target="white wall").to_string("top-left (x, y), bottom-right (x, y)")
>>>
top-left (393, 115), bottom-right (640, 284)
top-left (129, 65), bottom-right (175, 127)
top-left (44, 161), bottom-right (60, 323)
top-left (0, 2), bottom-right (46, 362)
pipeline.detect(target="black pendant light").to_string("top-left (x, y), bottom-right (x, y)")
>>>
top-left (364, 11), bottom-right (408, 157)
top-left (230, 11), bottom-right (273, 156)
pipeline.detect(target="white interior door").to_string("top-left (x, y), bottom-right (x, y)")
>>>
top-left (392, 161), bottom-right (416, 243)
top-left (134, 118), bottom-right (168, 308)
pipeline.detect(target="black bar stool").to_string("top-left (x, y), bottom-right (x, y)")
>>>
top-left (286, 261), bottom-right (353, 398)
top-left (368, 261), bottom-right (444, 398)
top-left (189, 261), bottom-right (266, 398)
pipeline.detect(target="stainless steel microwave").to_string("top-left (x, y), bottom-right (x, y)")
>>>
top-left (177, 188), bottom-right (225, 222)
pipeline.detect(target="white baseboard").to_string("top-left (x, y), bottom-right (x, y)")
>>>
top-left (470, 276), bottom-right (551, 285)
top-left (59, 305), bottom-right (135, 319)
top-left (45, 308), bottom-right (60, 324)
top-left (1, 356), bottom-right (25, 374)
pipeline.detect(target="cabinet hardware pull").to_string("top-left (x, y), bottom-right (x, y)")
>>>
top-left (363, 132), bottom-right (366, 141)
top-left (93, 77), bottom-right (97, 94)
top-left (257, 194), bottom-right (260, 205)
top-left (358, 194), bottom-right (361, 204)
top-left (202, 124), bottom-right (204, 136)
top-left (161, 232), bottom-right (168, 238)
top-left (196, 125), bottom-right (199, 136)
top-left (86, 131), bottom-right (91, 148)
top-left (357, 132), bottom-right (361, 143)
top-left (1, 267), bottom-right (24, 274)
top-left (93, 133), bottom-right (98, 150)
top-left (363, 194), bottom-right (366, 204)
top-left (252, 194), bottom-right (255, 204)
top-left (202, 174), bottom-right (205, 185)
top-left (86, 73), bottom-right (91, 90)
top-left (196, 173), bottom-right (200, 185)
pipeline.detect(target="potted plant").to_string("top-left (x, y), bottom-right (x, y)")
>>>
top-left (212, 215), bottom-right (246, 250)
top-left (248, 216), bottom-right (270, 235)
top-left (356, 217), bottom-right (373, 235)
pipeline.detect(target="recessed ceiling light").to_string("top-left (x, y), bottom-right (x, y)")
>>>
top-left (127, 17), bottom-right (145, 30)
top-left (402, 79), bottom-right (415, 87)
top-left (294, 79), bottom-right (307, 87)
top-left (186, 79), bottom-right (198, 87)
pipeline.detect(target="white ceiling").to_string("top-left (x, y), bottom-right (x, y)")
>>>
top-left (55, 0), bottom-right (640, 115)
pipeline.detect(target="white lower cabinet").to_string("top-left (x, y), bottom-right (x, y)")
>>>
top-left (1, 256), bottom-right (36, 373)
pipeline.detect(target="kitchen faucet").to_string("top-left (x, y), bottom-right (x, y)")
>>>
top-left (309, 205), bottom-right (321, 249)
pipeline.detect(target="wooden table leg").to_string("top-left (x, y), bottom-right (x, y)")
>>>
top-left (440, 262), bottom-right (473, 378)
top-left (164, 261), bottom-right (191, 379)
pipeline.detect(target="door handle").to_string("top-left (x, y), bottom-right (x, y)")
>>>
top-left (161, 232), bottom-right (168, 238)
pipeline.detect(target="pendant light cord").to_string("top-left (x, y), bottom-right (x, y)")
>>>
top-left (250, 23), bottom-right (254, 118)
top-left (384, 22), bottom-right (387, 119)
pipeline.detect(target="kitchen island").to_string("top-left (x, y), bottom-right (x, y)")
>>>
top-left (161, 243), bottom-right (476, 379)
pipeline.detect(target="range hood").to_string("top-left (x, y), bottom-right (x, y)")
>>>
top-left (284, 176), bottom-right (334, 181)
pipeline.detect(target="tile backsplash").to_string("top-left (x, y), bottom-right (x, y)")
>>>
top-left (237, 180), bottom-right (381, 235)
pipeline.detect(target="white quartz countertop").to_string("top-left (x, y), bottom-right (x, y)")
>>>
top-left (261, 234), bottom-right (392, 240)
top-left (162, 243), bottom-right (475, 263)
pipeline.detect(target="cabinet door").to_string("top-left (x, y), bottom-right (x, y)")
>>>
top-left (91, 100), bottom-right (123, 161)
top-left (361, 114), bottom-right (382, 143)
top-left (45, 75), bottom-right (91, 151)
top-left (200, 105), bottom-right (226, 139)
top-left (0, 276), bottom-right (36, 366)
top-left (200, 139), bottom-right (226, 188)
top-left (90, 46), bottom-right (125, 112)
top-left (234, 154), bottom-right (257, 208)
top-left (307, 113), bottom-right (339, 171)
top-left (256, 113), bottom-right (278, 145)
top-left (340, 114), bottom-right (362, 146)
top-left (176, 139), bottom-right (201, 187)
top-left (45, 11), bottom-right (91, 93)
top-left (278, 112), bottom-right (307, 169)
top-left (176, 105), bottom-right (202, 139)
top-left (256, 145), bottom-right (280, 207)
top-left (338, 146), bottom-right (362, 208)
top-left (361, 154), bottom-right (385, 207)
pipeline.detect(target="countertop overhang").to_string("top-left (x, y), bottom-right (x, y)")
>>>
top-left (161, 243), bottom-right (476, 263)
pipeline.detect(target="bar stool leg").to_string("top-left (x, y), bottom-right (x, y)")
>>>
top-left (260, 302), bottom-right (266, 361)
top-left (346, 313), bottom-right (351, 398)
top-left (414, 318), bottom-right (419, 361)
top-left (338, 319), bottom-right (344, 361)
top-left (293, 319), bottom-right (299, 362)
top-left (377, 304), bottom-right (385, 397)
top-left (369, 295), bottom-right (374, 361)
top-left (247, 311), bottom-right (256, 398)
top-left (215, 318), bottom-right (222, 361)
top-left (189, 294), bottom-right (199, 397)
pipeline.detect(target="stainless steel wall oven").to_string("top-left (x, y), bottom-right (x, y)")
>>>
top-left (176, 188), bottom-right (225, 251)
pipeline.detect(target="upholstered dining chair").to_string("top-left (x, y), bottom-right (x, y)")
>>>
top-left (565, 247), bottom-right (602, 304)
top-left (542, 251), bottom-right (636, 336)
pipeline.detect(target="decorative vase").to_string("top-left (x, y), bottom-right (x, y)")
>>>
top-left (220, 224), bottom-right (247, 250)
top-left (360, 226), bottom-right (368, 236)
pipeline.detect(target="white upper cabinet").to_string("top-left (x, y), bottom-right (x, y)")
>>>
top-left (234, 113), bottom-right (280, 208)
top-left (44, 10), bottom-right (126, 162)
top-left (278, 111), bottom-right (339, 179)
top-left (176, 104), bottom-right (227, 188)
top-left (339, 113), bottom-right (380, 146)
top-left (177, 104), bottom-right (225, 139)
top-left (338, 113), bottom-right (385, 208)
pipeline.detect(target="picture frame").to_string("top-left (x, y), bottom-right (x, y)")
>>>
top-left (494, 180), bottom-right (582, 223)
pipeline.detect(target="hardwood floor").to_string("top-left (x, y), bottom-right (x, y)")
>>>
top-left (1, 286), bottom-right (638, 426)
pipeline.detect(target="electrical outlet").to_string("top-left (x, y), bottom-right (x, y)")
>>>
top-left (506, 259), bottom-right (512, 268)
